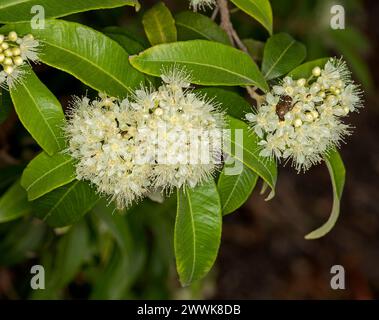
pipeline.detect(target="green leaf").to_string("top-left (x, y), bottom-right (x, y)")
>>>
top-left (226, 116), bottom-right (277, 199)
top-left (305, 149), bottom-right (345, 240)
top-left (195, 87), bottom-right (251, 119)
top-left (33, 180), bottom-right (99, 227)
top-left (130, 40), bottom-right (268, 91)
top-left (143, 2), bottom-right (177, 46)
top-left (1, 20), bottom-right (145, 97)
top-left (262, 33), bottom-right (306, 80)
top-left (21, 152), bottom-right (76, 201)
top-left (103, 26), bottom-right (146, 55)
top-left (288, 58), bottom-right (329, 79)
top-left (0, 89), bottom-right (12, 124)
top-left (0, 180), bottom-right (31, 223)
top-left (10, 68), bottom-right (65, 155)
top-left (230, 0), bottom-right (273, 35)
top-left (0, 0), bottom-right (140, 23)
top-left (218, 162), bottom-right (258, 215)
top-left (175, 180), bottom-right (222, 286)
top-left (175, 11), bottom-right (230, 45)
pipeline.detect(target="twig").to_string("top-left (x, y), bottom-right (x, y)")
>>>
top-left (216, 0), bottom-right (264, 106)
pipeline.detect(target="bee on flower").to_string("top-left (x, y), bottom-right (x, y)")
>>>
top-left (0, 31), bottom-right (40, 89)
top-left (65, 68), bottom-right (225, 209)
top-left (246, 58), bottom-right (363, 172)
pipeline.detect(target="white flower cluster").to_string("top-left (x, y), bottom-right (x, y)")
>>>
top-left (189, 0), bottom-right (216, 11)
top-left (65, 69), bottom-right (224, 208)
top-left (0, 31), bottom-right (39, 88)
top-left (246, 58), bottom-right (363, 172)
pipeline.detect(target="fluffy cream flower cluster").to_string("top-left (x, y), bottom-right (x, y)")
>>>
top-left (189, 0), bottom-right (216, 11)
top-left (246, 58), bottom-right (363, 171)
top-left (0, 31), bottom-right (39, 88)
top-left (65, 70), bottom-right (224, 208)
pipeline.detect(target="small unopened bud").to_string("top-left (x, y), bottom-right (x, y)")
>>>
top-left (12, 47), bottom-right (21, 56)
top-left (0, 53), bottom-right (4, 63)
top-left (343, 106), bottom-right (350, 115)
top-left (312, 66), bottom-right (321, 77)
top-left (4, 65), bottom-right (14, 74)
top-left (13, 56), bottom-right (23, 66)
top-left (0, 35), bottom-right (4, 44)
top-left (1, 42), bottom-right (9, 50)
top-left (3, 57), bottom-right (13, 65)
top-left (297, 78), bottom-right (306, 86)
top-left (154, 107), bottom-right (164, 116)
top-left (294, 118), bottom-right (303, 127)
top-left (311, 110), bottom-right (319, 119)
top-left (8, 31), bottom-right (18, 42)
top-left (4, 49), bottom-right (13, 57)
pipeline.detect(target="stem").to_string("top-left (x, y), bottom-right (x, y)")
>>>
top-left (216, 0), bottom-right (264, 106)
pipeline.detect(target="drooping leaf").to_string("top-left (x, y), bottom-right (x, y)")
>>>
top-left (195, 87), bottom-right (251, 119)
top-left (230, 0), bottom-right (273, 35)
top-left (0, 0), bottom-right (140, 23)
top-left (103, 26), bottom-right (146, 55)
top-left (175, 11), bottom-right (230, 45)
top-left (175, 180), bottom-right (222, 286)
top-left (288, 58), bottom-right (329, 79)
top-left (305, 149), bottom-right (345, 240)
top-left (143, 2), bottom-right (177, 46)
top-left (1, 20), bottom-right (145, 97)
top-left (218, 161), bottom-right (258, 215)
top-left (33, 180), bottom-right (99, 227)
top-left (10, 68), bottom-right (65, 155)
top-left (262, 33), bottom-right (306, 80)
top-left (130, 40), bottom-right (268, 91)
top-left (225, 116), bottom-right (277, 199)
top-left (0, 180), bottom-right (31, 223)
top-left (21, 152), bottom-right (76, 201)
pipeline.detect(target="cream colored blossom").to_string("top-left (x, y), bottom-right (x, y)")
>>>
top-left (246, 58), bottom-right (363, 172)
top-left (189, 0), bottom-right (216, 11)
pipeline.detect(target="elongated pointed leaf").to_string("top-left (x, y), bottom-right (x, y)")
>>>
top-left (288, 58), bottom-right (329, 79)
top-left (0, 180), bottom-right (31, 223)
top-left (0, 0), bottom-right (140, 23)
top-left (305, 149), bottom-right (345, 240)
top-left (143, 2), bottom-right (177, 46)
top-left (21, 152), bottom-right (76, 201)
top-left (130, 40), bottom-right (268, 91)
top-left (175, 11), bottom-right (230, 45)
top-left (10, 68), bottom-right (65, 155)
top-left (33, 180), bottom-right (99, 227)
top-left (1, 20), bottom-right (145, 97)
top-left (262, 33), bottom-right (306, 80)
top-left (175, 180), bottom-right (222, 286)
top-left (218, 162), bottom-right (258, 215)
top-left (230, 0), bottom-right (273, 35)
top-left (226, 116), bottom-right (277, 199)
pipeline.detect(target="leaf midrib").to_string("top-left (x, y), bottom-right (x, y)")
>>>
top-left (24, 158), bottom-right (74, 192)
top-left (185, 187), bottom-right (197, 284)
top-left (264, 39), bottom-right (296, 79)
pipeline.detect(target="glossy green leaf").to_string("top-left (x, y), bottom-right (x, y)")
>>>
top-left (305, 149), bottom-right (345, 240)
top-left (226, 116), bottom-right (277, 199)
top-left (1, 20), bottom-right (145, 97)
top-left (288, 58), bottom-right (329, 79)
top-left (0, 0), bottom-right (140, 23)
top-left (218, 162), bottom-right (258, 215)
top-left (0, 180), bottom-right (31, 223)
top-left (230, 0), bottom-right (273, 34)
top-left (130, 40), bottom-right (268, 91)
top-left (175, 180), bottom-right (222, 286)
top-left (262, 33), bottom-right (306, 80)
top-left (143, 2), bottom-right (177, 46)
top-left (175, 11), bottom-right (230, 45)
top-left (21, 152), bottom-right (76, 201)
top-left (10, 68), bottom-right (65, 155)
top-left (103, 26), bottom-right (146, 55)
top-left (33, 180), bottom-right (99, 227)
top-left (195, 87), bottom-right (251, 119)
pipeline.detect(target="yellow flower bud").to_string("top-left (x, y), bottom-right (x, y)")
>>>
top-left (12, 47), bottom-right (21, 56)
top-left (4, 49), bottom-right (13, 57)
top-left (1, 42), bottom-right (9, 50)
top-left (312, 66), bottom-right (321, 77)
top-left (0, 35), bottom-right (4, 44)
top-left (13, 56), bottom-right (23, 66)
top-left (0, 53), bottom-right (4, 63)
top-left (294, 118), bottom-right (303, 127)
top-left (8, 31), bottom-right (18, 42)
top-left (4, 65), bottom-right (14, 74)
top-left (3, 57), bottom-right (13, 65)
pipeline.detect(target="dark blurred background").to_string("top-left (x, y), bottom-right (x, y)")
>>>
top-left (0, 0), bottom-right (378, 299)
